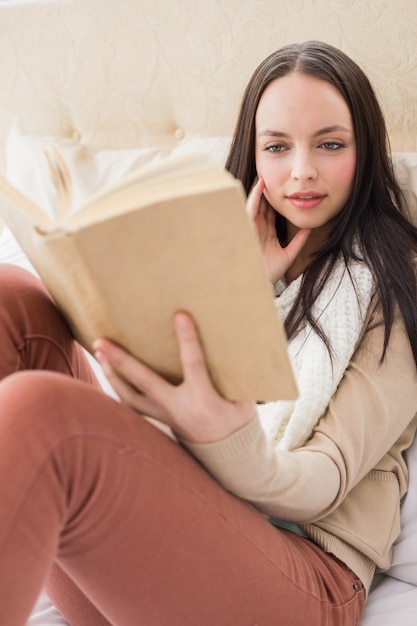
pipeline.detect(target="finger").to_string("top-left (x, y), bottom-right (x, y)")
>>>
top-left (93, 339), bottom-right (173, 405)
top-left (263, 198), bottom-right (277, 229)
top-left (246, 177), bottom-right (264, 220)
top-left (95, 348), bottom-right (176, 428)
top-left (285, 228), bottom-right (312, 265)
top-left (173, 312), bottom-right (213, 389)
top-left (98, 356), bottom-right (144, 405)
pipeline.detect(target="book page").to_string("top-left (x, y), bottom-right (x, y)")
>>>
top-left (66, 152), bottom-right (237, 229)
top-left (1, 151), bottom-right (236, 234)
top-left (0, 173), bottom-right (56, 231)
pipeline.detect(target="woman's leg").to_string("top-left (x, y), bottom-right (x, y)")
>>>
top-left (0, 264), bottom-right (106, 622)
top-left (0, 264), bottom-right (99, 386)
top-left (0, 370), bottom-right (364, 626)
top-left (46, 564), bottom-right (112, 626)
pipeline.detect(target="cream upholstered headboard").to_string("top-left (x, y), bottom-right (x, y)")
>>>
top-left (0, 0), bottom-right (416, 176)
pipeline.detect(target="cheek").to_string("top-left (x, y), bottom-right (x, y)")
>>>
top-left (332, 154), bottom-right (356, 192)
top-left (256, 155), bottom-right (283, 188)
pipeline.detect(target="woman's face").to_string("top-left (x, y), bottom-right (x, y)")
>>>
top-left (255, 72), bottom-right (356, 241)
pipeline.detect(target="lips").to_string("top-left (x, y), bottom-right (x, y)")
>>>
top-left (286, 191), bottom-right (326, 210)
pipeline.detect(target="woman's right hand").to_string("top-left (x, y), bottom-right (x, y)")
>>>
top-left (247, 177), bottom-right (311, 284)
top-left (94, 312), bottom-right (256, 445)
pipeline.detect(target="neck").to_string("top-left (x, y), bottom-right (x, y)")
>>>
top-left (284, 223), bottom-right (330, 283)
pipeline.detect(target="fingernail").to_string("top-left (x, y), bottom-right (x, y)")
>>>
top-left (94, 350), bottom-right (106, 365)
top-left (94, 350), bottom-right (109, 366)
top-left (174, 312), bottom-right (190, 330)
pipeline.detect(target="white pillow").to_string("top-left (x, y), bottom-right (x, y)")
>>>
top-left (360, 575), bottom-right (417, 625)
top-left (386, 433), bottom-right (417, 585)
top-left (387, 151), bottom-right (417, 589)
top-left (6, 118), bottom-right (231, 214)
top-left (26, 590), bottom-right (69, 626)
top-left (6, 119), bottom-right (161, 217)
top-left (392, 152), bottom-right (417, 224)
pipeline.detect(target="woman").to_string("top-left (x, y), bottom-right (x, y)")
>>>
top-left (1, 41), bottom-right (417, 626)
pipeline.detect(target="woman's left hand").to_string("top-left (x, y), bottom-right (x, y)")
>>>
top-left (247, 177), bottom-right (311, 284)
top-left (93, 312), bottom-right (256, 444)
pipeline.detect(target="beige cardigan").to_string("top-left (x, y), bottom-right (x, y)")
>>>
top-left (184, 297), bottom-right (417, 595)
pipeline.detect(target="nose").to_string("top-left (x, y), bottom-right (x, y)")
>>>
top-left (291, 149), bottom-right (317, 181)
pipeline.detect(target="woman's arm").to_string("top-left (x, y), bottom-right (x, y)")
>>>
top-left (182, 298), bottom-right (417, 521)
top-left (93, 298), bottom-right (417, 523)
top-left (183, 415), bottom-right (340, 522)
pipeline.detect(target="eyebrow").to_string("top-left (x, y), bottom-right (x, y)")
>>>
top-left (258, 125), bottom-right (353, 138)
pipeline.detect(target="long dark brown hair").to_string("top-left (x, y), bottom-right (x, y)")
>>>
top-left (225, 40), bottom-right (417, 364)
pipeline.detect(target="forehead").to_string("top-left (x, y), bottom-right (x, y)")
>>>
top-left (255, 72), bottom-right (353, 132)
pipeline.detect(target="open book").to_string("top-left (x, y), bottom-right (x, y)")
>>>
top-left (0, 148), bottom-right (297, 401)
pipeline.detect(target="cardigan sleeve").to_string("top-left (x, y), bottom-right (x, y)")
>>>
top-left (181, 298), bottom-right (417, 522)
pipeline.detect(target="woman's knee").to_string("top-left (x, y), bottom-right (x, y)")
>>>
top-left (0, 372), bottom-right (90, 502)
top-left (0, 264), bottom-right (58, 328)
top-left (0, 370), bottom-right (117, 440)
top-left (0, 371), bottom-right (83, 436)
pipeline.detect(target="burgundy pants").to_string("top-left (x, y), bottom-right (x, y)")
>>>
top-left (0, 265), bottom-right (365, 626)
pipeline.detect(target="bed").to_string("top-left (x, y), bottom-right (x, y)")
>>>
top-left (0, 0), bottom-right (416, 623)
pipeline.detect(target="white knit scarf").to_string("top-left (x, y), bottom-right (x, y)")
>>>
top-left (258, 256), bottom-right (375, 451)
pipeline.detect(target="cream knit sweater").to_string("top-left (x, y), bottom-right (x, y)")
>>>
top-left (261, 258), bottom-right (374, 450)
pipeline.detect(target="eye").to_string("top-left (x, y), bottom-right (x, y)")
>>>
top-left (320, 141), bottom-right (344, 151)
top-left (264, 143), bottom-right (287, 153)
